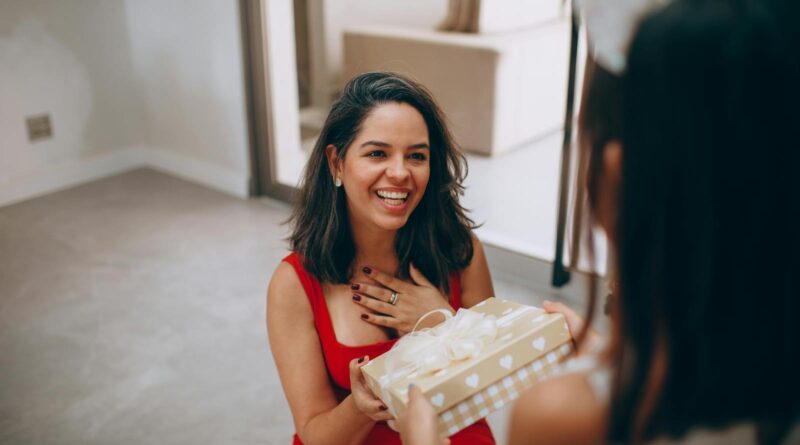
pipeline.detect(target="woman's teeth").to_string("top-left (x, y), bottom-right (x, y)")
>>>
top-left (376, 190), bottom-right (408, 206)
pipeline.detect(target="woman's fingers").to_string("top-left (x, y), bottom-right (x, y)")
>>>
top-left (350, 355), bottom-right (396, 421)
top-left (351, 282), bottom-right (395, 304)
top-left (543, 300), bottom-right (585, 336)
top-left (407, 385), bottom-right (435, 415)
top-left (349, 355), bottom-right (369, 379)
top-left (359, 313), bottom-right (401, 330)
top-left (362, 266), bottom-right (410, 293)
top-left (543, 300), bottom-right (604, 354)
top-left (352, 293), bottom-right (396, 315)
top-left (398, 385), bottom-right (440, 445)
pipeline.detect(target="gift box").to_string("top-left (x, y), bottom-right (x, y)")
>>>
top-left (361, 298), bottom-right (574, 437)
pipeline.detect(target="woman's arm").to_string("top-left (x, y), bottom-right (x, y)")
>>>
top-left (459, 234), bottom-right (495, 308)
top-left (267, 262), bottom-right (387, 445)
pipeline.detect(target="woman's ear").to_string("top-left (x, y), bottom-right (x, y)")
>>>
top-left (325, 144), bottom-right (342, 181)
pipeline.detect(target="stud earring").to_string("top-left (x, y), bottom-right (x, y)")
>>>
top-left (334, 176), bottom-right (342, 187)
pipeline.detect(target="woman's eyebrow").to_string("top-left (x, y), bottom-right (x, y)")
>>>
top-left (359, 140), bottom-right (429, 150)
top-left (360, 140), bottom-right (391, 148)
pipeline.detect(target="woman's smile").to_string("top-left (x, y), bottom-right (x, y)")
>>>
top-left (374, 188), bottom-right (411, 211)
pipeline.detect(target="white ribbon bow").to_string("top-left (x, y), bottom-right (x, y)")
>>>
top-left (382, 308), bottom-right (497, 384)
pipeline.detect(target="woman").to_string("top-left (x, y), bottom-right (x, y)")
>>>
top-left (399, 0), bottom-right (799, 444)
top-left (267, 72), bottom-right (496, 444)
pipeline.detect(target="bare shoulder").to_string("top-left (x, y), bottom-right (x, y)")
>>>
top-left (267, 261), bottom-right (312, 322)
top-left (459, 232), bottom-right (495, 307)
top-left (508, 374), bottom-right (606, 445)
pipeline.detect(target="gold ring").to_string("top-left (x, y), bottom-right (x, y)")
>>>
top-left (389, 291), bottom-right (399, 305)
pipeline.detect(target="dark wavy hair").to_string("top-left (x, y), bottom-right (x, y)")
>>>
top-left (288, 72), bottom-right (475, 294)
top-left (579, 0), bottom-right (799, 444)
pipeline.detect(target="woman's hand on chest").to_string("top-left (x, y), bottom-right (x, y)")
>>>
top-left (324, 284), bottom-right (398, 345)
top-left (350, 264), bottom-right (455, 336)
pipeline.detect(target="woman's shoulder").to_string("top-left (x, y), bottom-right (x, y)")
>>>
top-left (267, 256), bottom-right (313, 317)
top-left (508, 373), bottom-right (606, 445)
top-left (458, 233), bottom-right (494, 308)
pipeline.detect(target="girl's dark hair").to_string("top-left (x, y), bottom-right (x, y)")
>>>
top-left (580, 0), bottom-right (799, 443)
top-left (289, 72), bottom-right (475, 293)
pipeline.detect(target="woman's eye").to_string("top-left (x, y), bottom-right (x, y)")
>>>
top-left (409, 152), bottom-right (427, 161)
top-left (367, 150), bottom-right (385, 158)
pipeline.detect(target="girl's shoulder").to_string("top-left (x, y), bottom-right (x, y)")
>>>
top-left (268, 255), bottom-right (313, 317)
top-left (508, 373), bottom-right (606, 445)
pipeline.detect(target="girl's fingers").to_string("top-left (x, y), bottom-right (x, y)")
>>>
top-left (361, 266), bottom-right (411, 293)
top-left (349, 355), bottom-right (369, 383)
top-left (543, 300), bottom-right (585, 334)
top-left (351, 282), bottom-right (395, 304)
top-left (360, 313), bottom-right (400, 330)
top-left (352, 293), bottom-right (396, 315)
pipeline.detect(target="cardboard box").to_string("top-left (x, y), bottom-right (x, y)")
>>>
top-left (361, 298), bottom-right (573, 436)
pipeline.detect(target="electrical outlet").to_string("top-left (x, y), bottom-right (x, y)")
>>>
top-left (26, 114), bottom-right (53, 141)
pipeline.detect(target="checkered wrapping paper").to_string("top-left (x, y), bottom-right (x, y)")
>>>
top-left (437, 341), bottom-right (574, 437)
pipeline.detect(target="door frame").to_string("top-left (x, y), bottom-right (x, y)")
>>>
top-left (240, 0), bottom-right (296, 202)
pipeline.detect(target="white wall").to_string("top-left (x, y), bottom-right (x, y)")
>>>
top-left (0, 0), bottom-right (250, 207)
top-left (0, 0), bottom-right (148, 204)
top-left (123, 0), bottom-right (250, 194)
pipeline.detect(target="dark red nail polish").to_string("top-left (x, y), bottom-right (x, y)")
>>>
top-left (351, 283), bottom-right (360, 290)
top-left (361, 314), bottom-right (369, 320)
top-left (358, 356), bottom-right (364, 364)
top-left (362, 266), bottom-right (372, 274)
top-left (379, 405), bottom-right (387, 411)
top-left (352, 294), bottom-right (361, 302)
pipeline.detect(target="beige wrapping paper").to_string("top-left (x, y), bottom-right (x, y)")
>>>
top-left (361, 298), bottom-right (573, 436)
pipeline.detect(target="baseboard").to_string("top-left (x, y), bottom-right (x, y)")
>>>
top-left (0, 146), bottom-right (251, 208)
top-left (0, 148), bottom-right (146, 208)
top-left (139, 147), bottom-right (249, 198)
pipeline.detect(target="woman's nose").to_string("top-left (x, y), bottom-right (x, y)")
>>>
top-left (385, 156), bottom-right (410, 182)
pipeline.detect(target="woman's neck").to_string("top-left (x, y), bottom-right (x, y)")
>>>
top-left (351, 223), bottom-right (399, 277)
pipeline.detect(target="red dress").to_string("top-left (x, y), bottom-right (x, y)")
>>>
top-left (283, 253), bottom-right (494, 445)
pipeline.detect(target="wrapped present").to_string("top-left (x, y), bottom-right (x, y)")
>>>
top-left (361, 298), bottom-right (574, 437)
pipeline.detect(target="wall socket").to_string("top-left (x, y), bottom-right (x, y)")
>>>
top-left (26, 114), bottom-right (53, 142)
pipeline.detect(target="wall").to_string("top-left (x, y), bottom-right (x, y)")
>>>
top-left (0, 0), bottom-right (250, 207)
top-left (123, 0), bottom-right (250, 196)
top-left (0, 0), bottom-right (148, 205)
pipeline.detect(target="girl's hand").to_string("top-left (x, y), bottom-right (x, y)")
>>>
top-left (351, 264), bottom-right (454, 335)
top-left (542, 300), bottom-right (605, 356)
top-left (397, 385), bottom-right (449, 445)
top-left (349, 356), bottom-right (394, 422)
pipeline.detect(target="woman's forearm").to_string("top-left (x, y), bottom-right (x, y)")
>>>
top-left (297, 395), bottom-right (377, 445)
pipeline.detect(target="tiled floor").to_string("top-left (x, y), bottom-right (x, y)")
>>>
top-left (0, 169), bottom-right (599, 444)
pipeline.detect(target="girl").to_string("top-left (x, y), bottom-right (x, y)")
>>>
top-left (268, 72), bottom-right (496, 444)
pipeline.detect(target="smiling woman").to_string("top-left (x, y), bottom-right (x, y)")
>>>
top-left (267, 72), bottom-right (496, 445)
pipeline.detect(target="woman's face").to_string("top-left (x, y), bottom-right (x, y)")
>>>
top-left (329, 102), bottom-right (431, 234)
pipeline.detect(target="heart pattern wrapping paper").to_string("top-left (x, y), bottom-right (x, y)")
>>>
top-left (361, 298), bottom-right (574, 436)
